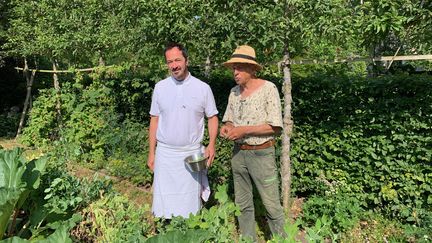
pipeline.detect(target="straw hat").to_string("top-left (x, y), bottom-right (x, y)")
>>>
top-left (223, 45), bottom-right (262, 71)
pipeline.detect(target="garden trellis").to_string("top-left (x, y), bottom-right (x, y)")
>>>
top-left (13, 64), bottom-right (120, 138)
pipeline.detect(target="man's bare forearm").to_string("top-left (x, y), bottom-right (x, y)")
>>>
top-left (148, 116), bottom-right (159, 154)
top-left (224, 123), bottom-right (281, 141)
top-left (241, 124), bottom-right (281, 136)
top-left (207, 115), bottom-right (219, 146)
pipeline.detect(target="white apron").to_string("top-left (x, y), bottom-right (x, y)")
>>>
top-left (152, 142), bottom-right (210, 218)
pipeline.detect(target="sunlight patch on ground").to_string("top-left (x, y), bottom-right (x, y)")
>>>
top-left (0, 137), bottom-right (22, 149)
top-left (0, 137), bottom-right (43, 160)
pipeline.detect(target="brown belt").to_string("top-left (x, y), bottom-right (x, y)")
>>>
top-left (236, 139), bottom-right (276, 150)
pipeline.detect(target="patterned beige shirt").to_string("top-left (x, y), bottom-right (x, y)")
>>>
top-left (222, 80), bottom-right (283, 145)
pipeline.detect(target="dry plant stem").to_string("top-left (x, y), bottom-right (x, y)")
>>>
top-left (7, 209), bottom-right (20, 236)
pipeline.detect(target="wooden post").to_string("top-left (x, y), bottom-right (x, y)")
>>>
top-left (205, 56), bottom-right (211, 77)
top-left (98, 55), bottom-right (106, 79)
top-left (16, 58), bottom-right (36, 137)
top-left (281, 51), bottom-right (294, 211)
top-left (99, 56), bottom-right (105, 67)
top-left (52, 60), bottom-right (62, 130)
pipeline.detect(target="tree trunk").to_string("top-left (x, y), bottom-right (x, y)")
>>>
top-left (16, 58), bottom-right (36, 138)
top-left (281, 52), bottom-right (294, 211)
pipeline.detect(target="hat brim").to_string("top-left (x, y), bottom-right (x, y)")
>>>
top-left (223, 58), bottom-right (262, 71)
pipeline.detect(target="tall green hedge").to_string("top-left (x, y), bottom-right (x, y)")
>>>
top-left (291, 74), bottom-right (432, 225)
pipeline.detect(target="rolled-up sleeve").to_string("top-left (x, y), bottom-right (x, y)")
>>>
top-left (205, 86), bottom-right (219, 117)
top-left (266, 85), bottom-right (283, 128)
top-left (149, 87), bottom-right (160, 116)
top-left (222, 92), bottom-right (234, 123)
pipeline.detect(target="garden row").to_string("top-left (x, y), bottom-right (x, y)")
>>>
top-left (1, 70), bottom-right (431, 241)
top-left (1, 147), bottom-right (422, 242)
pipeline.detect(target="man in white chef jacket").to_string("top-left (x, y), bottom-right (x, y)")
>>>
top-left (147, 42), bottom-right (219, 219)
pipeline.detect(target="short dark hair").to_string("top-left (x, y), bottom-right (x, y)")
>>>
top-left (164, 42), bottom-right (188, 61)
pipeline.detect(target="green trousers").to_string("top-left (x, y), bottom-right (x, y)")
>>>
top-left (231, 145), bottom-right (286, 241)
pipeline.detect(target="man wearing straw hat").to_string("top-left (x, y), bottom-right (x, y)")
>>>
top-left (220, 45), bottom-right (285, 240)
top-left (148, 42), bottom-right (219, 219)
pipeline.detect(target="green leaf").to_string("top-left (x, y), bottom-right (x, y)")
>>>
top-left (0, 148), bottom-right (26, 189)
top-left (0, 149), bottom-right (27, 240)
top-left (0, 189), bottom-right (22, 240)
top-left (0, 236), bottom-right (29, 243)
top-left (16, 157), bottom-right (48, 210)
top-left (145, 229), bottom-right (210, 243)
top-left (214, 184), bottom-right (228, 204)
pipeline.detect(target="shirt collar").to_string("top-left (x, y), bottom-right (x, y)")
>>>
top-left (172, 72), bottom-right (191, 85)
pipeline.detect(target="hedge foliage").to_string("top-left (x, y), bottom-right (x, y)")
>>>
top-left (291, 74), bottom-right (432, 224)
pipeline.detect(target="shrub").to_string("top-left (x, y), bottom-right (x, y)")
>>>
top-left (0, 113), bottom-right (19, 137)
top-left (73, 194), bottom-right (152, 242)
top-left (21, 82), bottom-right (119, 166)
top-left (156, 184), bottom-right (241, 242)
top-left (291, 74), bottom-right (432, 222)
top-left (105, 119), bottom-right (151, 185)
top-left (19, 88), bottom-right (59, 147)
top-left (300, 193), bottom-right (363, 238)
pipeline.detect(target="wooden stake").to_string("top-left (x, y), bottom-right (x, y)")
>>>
top-left (281, 52), bottom-right (294, 211)
top-left (16, 58), bottom-right (36, 137)
top-left (52, 60), bottom-right (62, 133)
